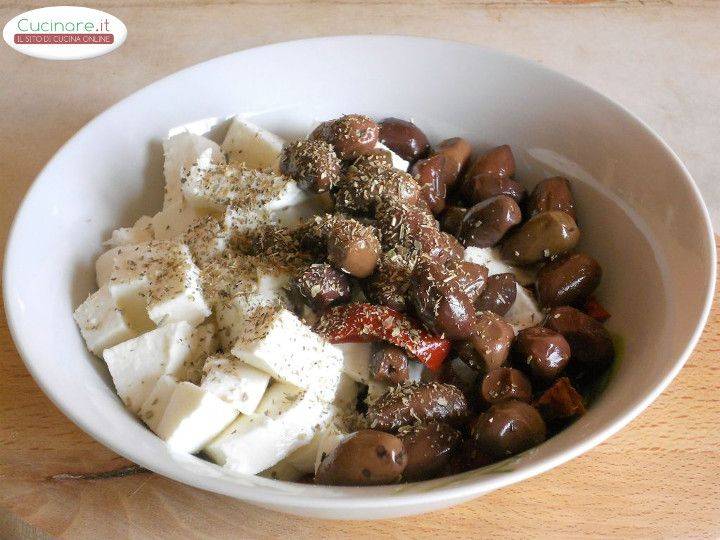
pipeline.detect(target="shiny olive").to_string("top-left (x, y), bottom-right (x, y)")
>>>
top-left (440, 205), bottom-right (468, 237)
top-left (459, 195), bottom-right (522, 248)
top-left (379, 117), bottom-right (431, 162)
top-left (326, 219), bottom-right (380, 278)
top-left (533, 377), bottom-right (586, 422)
top-left (481, 367), bottom-right (533, 405)
top-left (443, 439), bottom-right (495, 474)
top-left (456, 311), bottom-right (515, 374)
top-left (475, 273), bottom-right (517, 316)
top-left (461, 173), bottom-right (527, 206)
top-left (367, 382), bottom-right (468, 432)
top-left (310, 115), bottom-right (379, 161)
top-left (500, 211), bottom-right (580, 265)
top-left (471, 400), bottom-right (547, 459)
top-left (453, 259), bottom-right (488, 302)
top-left (545, 306), bottom-right (615, 370)
top-left (400, 422), bottom-right (461, 481)
top-left (290, 263), bottom-right (351, 312)
top-left (409, 256), bottom-right (477, 339)
top-left (536, 253), bottom-right (602, 308)
top-left (461, 145), bottom-right (524, 204)
top-left (335, 157), bottom-right (422, 214)
top-left (279, 139), bottom-right (341, 193)
top-left (433, 357), bottom-right (481, 404)
top-left (314, 430), bottom-right (407, 486)
top-left (410, 154), bottom-right (447, 214)
top-left (434, 137), bottom-right (472, 187)
top-left (364, 246), bottom-right (416, 312)
top-left (370, 345), bottom-right (410, 385)
top-left (376, 199), bottom-right (437, 251)
top-left (467, 145), bottom-right (516, 178)
top-left (514, 326), bottom-right (571, 384)
top-left (526, 176), bottom-right (576, 220)
top-left (417, 228), bottom-right (465, 261)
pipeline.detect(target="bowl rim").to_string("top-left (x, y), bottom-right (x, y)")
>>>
top-left (3, 35), bottom-right (716, 510)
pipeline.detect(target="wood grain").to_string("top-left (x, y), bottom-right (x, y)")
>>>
top-left (0, 247), bottom-right (718, 539)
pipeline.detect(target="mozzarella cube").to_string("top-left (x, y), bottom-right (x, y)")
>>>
top-left (138, 375), bottom-right (179, 433)
top-left (200, 354), bottom-right (270, 415)
top-left (103, 321), bottom-right (205, 413)
top-left (334, 342), bottom-right (373, 384)
top-left (104, 215), bottom-right (154, 248)
top-left (256, 264), bottom-right (293, 294)
top-left (107, 241), bottom-right (211, 328)
top-left (408, 359), bottom-right (425, 382)
top-left (182, 321), bottom-right (219, 384)
top-left (366, 381), bottom-right (390, 407)
top-left (163, 133), bottom-right (223, 207)
top-left (151, 199), bottom-right (207, 241)
top-left (375, 142), bottom-right (410, 172)
top-left (283, 436), bottom-right (321, 475)
top-left (204, 383), bottom-right (336, 474)
top-left (73, 286), bottom-right (137, 356)
top-left (260, 460), bottom-right (304, 482)
top-left (230, 308), bottom-right (343, 398)
top-left (181, 216), bottom-right (230, 268)
top-left (314, 427), bottom-right (352, 473)
top-left (181, 163), bottom-right (310, 219)
top-left (156, 382), bottom-right (239, 453)
top-left (331, 374), bottom-right (360, 412)
top-left (505, 284), bottom-right (544, 332)
top-left (215, 290), bottom-right (289, 351)
top-left (221, 116), bottom-right (284, 171)
top-left (463, 246), bottom-right (536, 286)
top-left (154, 133), bottom-right (223, 241)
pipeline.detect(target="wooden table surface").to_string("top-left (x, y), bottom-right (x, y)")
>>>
top-left (2, 1), bottom-right (719, 538)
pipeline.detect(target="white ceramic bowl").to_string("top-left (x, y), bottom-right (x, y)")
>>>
top-left (4, 36), bottom-right (716, 519)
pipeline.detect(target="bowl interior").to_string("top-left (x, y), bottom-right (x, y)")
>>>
top-left (4, 36), bottom-right (714, 519)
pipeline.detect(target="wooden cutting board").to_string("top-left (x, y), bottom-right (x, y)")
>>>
top-left (0, 239), bottom-right (718, 538)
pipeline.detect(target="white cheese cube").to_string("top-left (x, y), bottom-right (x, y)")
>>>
top-left (375, 142), bottom-right (410, 172)
top-left (182, 321), bottom-right (219, 384)
top-left (96, 243), bottom-right (141, 288)
top-left (102, 321), bottom-right (204, 413)
top-left (215, 290), bottom-right (289, 351)
top-left (200, 354), bottom-right (270, 415)
top-left (73, 286), bottom-right (137, 356)
top-left (221, 116), bottom-right (284, 171)
top-left (156, 382), bottom-right (239, 454)
top-left (463, 246), bottom-right (536, 286)
top-left (163, 133), bottom-right (223, 207)
top-left (181, 216), bottom-right (230, 268)
top-left (335, 342), bottom-right (373, 384)
top-left (138, 375), bottom-right (178, 433)
top-left (366, 381), bottom-right (390, 407)
top-left (314, 427), bottom-right (352, 473)
top-left (408, 359), bottom-right (425, 382)
top-left (154, 133), bottom-right (223, 241)
top-left (204, 383), bottom-right (336, 474)
top-left (230, 308), bottom-right (343, 398)
top-left (95, 245), bottom-right (155, 331)
top-left (505, 284), bottom-right (544, 332)
top-left (151, 200), bottom-right (207, 241)
top-left (107, 240), bottom-right (211, 328)
top-left (256, 264), bottom-right (292, 294)
top-left (104, 215), bottom-right (154, 248)
top-left (260, 460), bottom-right (304, 482)
top-left (283, 436), bottom-right (321, 475)
top-left (181, 163), bottom-right (310, 218)
top-left (331, 374), bottom-right (360, 412)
